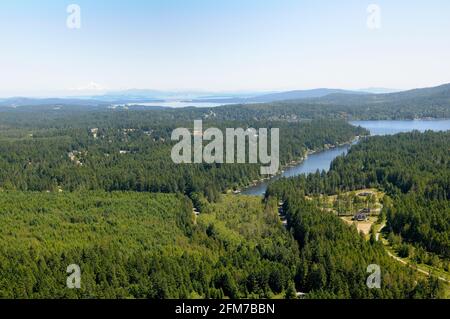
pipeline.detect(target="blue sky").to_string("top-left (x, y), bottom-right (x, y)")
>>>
top-left (1, 0), bottom-right (449, 96)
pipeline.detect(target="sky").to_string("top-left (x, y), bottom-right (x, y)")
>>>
top-left (0, 0), bottom-right (450, 97)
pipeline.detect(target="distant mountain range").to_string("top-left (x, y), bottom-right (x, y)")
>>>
top-left (357, 88), bottom-right (401, 94)
top-left (183, 89), bottom-right (367, 104)
top-left (1, 84), bottom-right (449, 110)
top-left (93, 89), bottom-right (260, 102)
top-left (1, 88), bottom-right (364, 108)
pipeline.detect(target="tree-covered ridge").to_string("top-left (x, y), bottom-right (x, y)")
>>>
top-left (216, 83), bottom-right (450, 121)
top-left (308, 83), bottom-right (450, 119)
top-left (213, 99), bottom-right (450, 121)
top-left (0, 192), bottom-right (298, 298)
top-left (268, 131), bottom-right (450, 259)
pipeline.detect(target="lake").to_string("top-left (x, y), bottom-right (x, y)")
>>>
top-left (128, 101), bottom-right (228, 108)
top-left (350, 119), bottom-right (450, 135)
top-left (242, 119), bottom-right (450, 196)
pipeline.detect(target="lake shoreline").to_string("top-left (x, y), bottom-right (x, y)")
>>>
top-left (237, 136), bottom-right (361, 196)
top-left (240, 119), bottom-right (450, 196)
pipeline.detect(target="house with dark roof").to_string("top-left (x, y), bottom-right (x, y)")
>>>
top-left (353, 212), bottom-right (369, 221)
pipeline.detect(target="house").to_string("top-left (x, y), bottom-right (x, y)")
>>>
top-left (358, 191), bottom-right (373, 197)
top-left (353, 212), bottom-right (369, 222)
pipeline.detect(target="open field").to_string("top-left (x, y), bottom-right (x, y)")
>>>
top-left (306, 188), bottom-right (384, 215)
top-left (341, 216), bottom-right (377, 236)
top-left (308, 188), bottom-right (386, 237)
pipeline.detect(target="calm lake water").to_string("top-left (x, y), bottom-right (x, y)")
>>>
top-left (350, 119), bottom-right (450, 135)
top-left (242, 119), bottom-right (450, 196)
top-left (129, 101), bottom-right (227, 108)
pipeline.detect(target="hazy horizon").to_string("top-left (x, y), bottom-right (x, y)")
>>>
top-left (0, 86), bottom-right (408, 99)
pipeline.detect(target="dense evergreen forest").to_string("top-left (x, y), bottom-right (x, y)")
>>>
top-left (215, 99), bottom-right (450, 121)
top-left (267, 131), bottom-right (449, 297)
top-left (0, 106), bottom-right (448, 299)
top-left (0, 192), bottom-right (299, 298)
top-left (278, 197), bottom-right (443, 298)
top-left (0, 111), bottom-right (366, 199)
